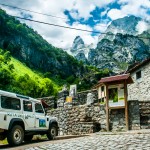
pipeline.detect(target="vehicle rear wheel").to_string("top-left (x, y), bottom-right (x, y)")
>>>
top-left (47, 125), bottom-right (58, 140)
top-left (24, 135), bottom-right (33, 142)
top-left (7, 125), bottom-right (24, 146)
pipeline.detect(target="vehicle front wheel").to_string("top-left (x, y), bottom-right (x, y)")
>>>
top-left (7, 125), bottom-right (24, 146)
top-left (47, 125), bottom-right (58, 140)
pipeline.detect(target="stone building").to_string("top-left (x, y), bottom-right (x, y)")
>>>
top-left (127, 58), bottom-right (150, 101)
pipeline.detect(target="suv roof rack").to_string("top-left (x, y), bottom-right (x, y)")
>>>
top-left (16, 94), bottom-right (29, 99)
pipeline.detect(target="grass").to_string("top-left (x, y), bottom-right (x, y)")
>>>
top-left (11, 57), bottom-right (48, 81)
top-left (0, 135), bottom-right (47, 145)
top-left (100, 102), bottom-right (105, 104)
top-left (0, 138), bottom-right (8, 145)
top-left (10, 57), bottom-right (61, 91)
top-left (11, 57), bottom-right (43, 79)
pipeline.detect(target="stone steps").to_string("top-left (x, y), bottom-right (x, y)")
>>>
top-left (140, 125), bottom-right (150, 129)
top-left (140, 114), bottom-right (150, 117)
top-left (140, 110), bottom-right (150, 113)
top-left (140, 119), bottom-right (150, 124)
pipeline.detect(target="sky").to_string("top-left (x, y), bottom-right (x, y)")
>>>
top-left (0, 0), bottom-right (150, 49)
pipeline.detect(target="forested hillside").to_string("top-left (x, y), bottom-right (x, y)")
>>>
top-left (0, 48), bottom-right (60, 97)
top-left (0, 9), bottom-right (110, 96)
top-left (0, 9), bottom-right (84, 79)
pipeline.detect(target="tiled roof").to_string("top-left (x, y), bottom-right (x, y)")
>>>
top-left (99, 74), bottom-right (133, 84)
top-left (127, 57), bottom-right (150, 73)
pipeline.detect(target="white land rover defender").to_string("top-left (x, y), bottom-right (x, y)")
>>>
top-left (0, 90), bottom-right (59, 146)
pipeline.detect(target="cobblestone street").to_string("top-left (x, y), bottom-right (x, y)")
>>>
top-left (24, 131), bottom-right (150, 150)
top-left (1, 131), bottom-right (150, 150)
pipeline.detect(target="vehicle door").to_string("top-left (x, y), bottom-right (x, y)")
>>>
top-left (22, 100), bottom-right (35, 130)
top-left (34, 102), bottom-right (49, 130)
top-left (0, 95), bottom-right (22, 130)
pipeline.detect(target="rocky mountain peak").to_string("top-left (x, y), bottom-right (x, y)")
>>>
top-left (66, 15), bottom-right (150, 73)
top-left (71, 36), bottom-right (85, 51)
top-left (109, 15), bottom-right (141, 34)
top-left (98, 15), bottom-right (142, 42)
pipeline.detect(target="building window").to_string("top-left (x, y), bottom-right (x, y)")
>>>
top-left (136, 70), bottom-right (141, 79)
top-left (99, 97), bottom-right (105, 103)
top-left (101, 86), bottom-right (104, 92)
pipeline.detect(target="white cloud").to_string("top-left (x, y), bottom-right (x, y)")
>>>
top-left (70, 10), bottom-right (79, 20)
top-left (0, 0), bottom-right (150, 49)
top-left (119, 0), bottom-right (150, 8)
top-left (136, 21), bottom-right (150, 34)
top-left (94, 23), bottom-right (108, 33)
top-left (0, 0), bottom-right (115, 49)
top-left (108, 0), bottom-right (150, 20)
top-left (107, 9), bottom-right (126, 20)
top-left (31, 20), bottom-right (96, 49)
top-left (69, 0), bottom-right (115, 20)
top-left (101, 8), bottom-right (110, 17)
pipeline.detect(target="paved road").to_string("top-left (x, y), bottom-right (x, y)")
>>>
top-left (1, 131), bottom-right (150, 150)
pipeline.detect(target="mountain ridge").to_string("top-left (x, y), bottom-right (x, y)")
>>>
top-left (0, 9), bottom-right (89, 79)
top-left (67, 15), bottom-right (150, 73)
top-left (0, 9), bottom-right (111, 94)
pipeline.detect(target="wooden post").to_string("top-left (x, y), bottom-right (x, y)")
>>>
top-left (124, 80), bottom-right (129, 130)
top-left (106, 84), bottom-right (109, 131)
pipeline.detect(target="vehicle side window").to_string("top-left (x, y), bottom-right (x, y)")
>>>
top-left (1, 96), bottom-right (20, 110)
top-left (35, 103), bottom-right (44, 114)
top-left (23, 101), bottom-right (32, 112)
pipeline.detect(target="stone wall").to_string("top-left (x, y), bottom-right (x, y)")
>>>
top-left (48, 104), bottom-right (106, 135)
top-left (48, 101), bottom-right (141, 135)
top-left (57, 90), bottom-right (69, 107)
top-left (139, 101), bottom-right (150, 129)
top-left (110, 109), bottom-right (126, 131)
top-left (38, 89), bottom-right (98, 109)
top-left (109, 100), bottom-right (141, 131)
top-left (77, 89), bottom-right (98, 105)
top-left (128, 100), bottom-right (141, 130)
top-left (56, 89), bottom-right (98, 108)
top-left (128, 62), bottom-right (150, 101)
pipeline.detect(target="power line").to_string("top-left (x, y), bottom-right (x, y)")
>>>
top-left (13, 16), bottom-right (150, 40)
top-left (0, 3), bottom-right (116, 30)
top-left (13, 16), bottom-right (101, 34)
top-left (0, 3), bottom-right (149, 40)
top-left (0, 3), bottom-right (66, 20)
top-left (0, 2), bottom-right (125, 32)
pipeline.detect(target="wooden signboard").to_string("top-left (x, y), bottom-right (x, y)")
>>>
top-left (108, 84), bottom-right (125, 108)
top-left (105, 82), bottom-right (129, 131)
top-left (96, 74), bottom-right (133, 132)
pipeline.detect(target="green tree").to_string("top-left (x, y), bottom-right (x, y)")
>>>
top-left (3, 51), bottom-right (11, 64)
top-left (8, 64), bottom-right (15, 71)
